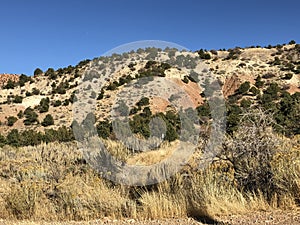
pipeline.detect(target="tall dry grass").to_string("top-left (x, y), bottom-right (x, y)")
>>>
top-left (0, 135), bottom-right (299, 222)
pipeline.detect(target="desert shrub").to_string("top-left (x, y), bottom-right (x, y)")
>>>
top-left (106, 82), bottom-right (118, 91)
top-left (17, 110), bottom-right (23, 119)
top-left (19, 130), bottom-right (43, 146)
top-left (54, 83), bottom-right (67, 94)
top-left (6, 129), bottom-right (21, 147)
top-left (7, 116), bottom-right (18, 126)
top-left (68, 91), bottom-right (77, 104)
top-left (182, 76), bottom-right (189, 84)
top-left (274, 92), bottom-right (300, 135)
top-left (136, 97), bottom-right (150, 107)
top-left (289, 40), bottom-right (296, 45)
top-left (283, 73), bottom-right (293, 80)
top-left (42, 127), bottom-right (74, 143)
top-left (34, 68), bottom-right (43, 76)
top-left (43, 128), bottom-right (59, 143)
top-left (281, 62), bottom-right (295, 72)
top-left (236, 81), bottom-right (250, 95)
top-left (63, 99), bottom-right (70, 106)
top-left (255, 75), bottom-right (264, 88)
top-left (5, 181), bottom-right (41, 219)
top-left (262, 73), bottom-right (276, 79)
top-left (25, 91), bottom-right (32, 96)
top-left (96, 120), bottom-right (112, 139)
top-left (138, 62), bottom-right (169, 78)
top-left (97, 88), bottom-right (105, 100)
top-left (18, 74), bottom-right (33, 86)
top-left (225, 48), bottom-right (242, 60)
top-left (32, 88), bottom-right (40, 95)
top-left (23, 107), bottom-right (39, 125)
top-left (226, 104), bottom-right (242, 134)
top-left (264, 83), bottom-right (280, 100)
top-left (129, 114), bottom-right (151, 138)
top-left (6, 95), bottom-right (14, 104)
top-left (141, 106), bottom-right (152, 118)
top-left (128, 62), bottom-right (136, 71)
top-left (38, 97), bottom-right (50, 113)
top-left (294, 65), bottom-right (300, 74)
top-left (13, 95), bottom-right (23, 103)
top-left (118, 77), bottom-right (128, 86)
top-left (41, 114), bottom-right (54, 127)
top-left (249, 86), bottom-right (260, 96)
top-left (240, 98), bottom-right (251, 108)
top-left (3, 79), bottom-right (16, 89)
top-left (145, 60), bottom-right (157, 69)
top-left (197, 49), bottom-right (211, 59)
top-left (56, 126), bottom-right (74, 142)
top-left (237, 62), bottom-right (246, 68)
top-left (210, 49), bottom-right (218, 55)
top-left (0, 134), bottom-right (6, 147)
top-left (272, 57), bottom-right (281, 65)
top-left (164, 121), bottom-right (178, 142)
top-left (196, 102), bottom-right (211, 118)
top-left (45, 68), bottom-right (57, 80)
top-left (129, 106), bottom-right (139, 115)
top-left (76, 59), bottom-right (91, 68)
top-left (53, 100), bottom-right (61, 107)
top-left (220, 109), bottom-right (280, 200)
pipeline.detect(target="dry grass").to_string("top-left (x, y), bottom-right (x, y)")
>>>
top-left (0, 135), bottom-right (299, 222)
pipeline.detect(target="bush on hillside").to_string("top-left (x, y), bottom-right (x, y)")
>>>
top-left (3, 79), bottom-right (16, 89)
top-left (7, 116), bottom-right (18, 126)
top-left (220, 108), bottom-right (280, 200)
top-left (34, 68), bottom-right (43, 76)
top-left (41, 114), bottom-right (54, 127)
top-left (13, 95), bottom-right (23, 103)
top-left (38, 98), bottom-right (50, 113)
top-left (23, 107), bottom-right (39, 125)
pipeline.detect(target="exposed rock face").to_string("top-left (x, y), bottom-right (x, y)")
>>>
top-left (222, 75), bottom-right (241, 98)
top-left (0, 74), bottom-right (19, 87)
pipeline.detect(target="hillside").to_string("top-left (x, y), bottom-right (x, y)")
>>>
top-left (0, 42), bottom-right (299, 223)
top-left (0, 42), bottom-right (299, 146)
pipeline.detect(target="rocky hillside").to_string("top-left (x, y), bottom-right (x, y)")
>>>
top-left (0, 74), bottom-right (19, 87)
top-left (0, 41), bottom-right (299, 146)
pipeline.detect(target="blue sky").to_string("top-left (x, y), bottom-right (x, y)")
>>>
top-left (1, 0), bottom-right (299, 75)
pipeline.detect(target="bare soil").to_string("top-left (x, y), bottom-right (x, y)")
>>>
top-left (1, 209), bottom-right (300, 225)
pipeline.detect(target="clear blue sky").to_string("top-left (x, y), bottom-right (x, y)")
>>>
top-left (1, 0), bottom-right (299, 75)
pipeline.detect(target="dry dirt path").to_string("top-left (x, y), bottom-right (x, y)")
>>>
top-left (1, 209), bottom-right (300, 225)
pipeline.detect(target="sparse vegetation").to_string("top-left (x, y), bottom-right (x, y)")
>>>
top-left (0, 43), bottom-right (299, 223)
top-left (0, 127), bottom-right (298, 221)
top-left (3, 79), bottom-right (16, 89)
top-left (197, 49), bottom-right (211, 59)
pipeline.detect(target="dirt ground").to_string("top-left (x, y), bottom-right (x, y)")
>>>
top-left (1, 209), bottom-right (299, 225)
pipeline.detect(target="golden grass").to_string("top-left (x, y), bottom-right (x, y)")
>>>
top-left (126, 141), bottom-right (179, 165)
top-left (0, 136), bottom-right (299, 222)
